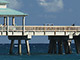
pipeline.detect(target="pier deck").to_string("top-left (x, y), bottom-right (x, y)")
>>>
top-left (0, 26), bottom-right (80, 38)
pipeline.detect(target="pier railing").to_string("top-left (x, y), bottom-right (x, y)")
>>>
top-left (25, 26), bottom-right (80, 32)
top-left (0, 26), bottom-right (80, 32)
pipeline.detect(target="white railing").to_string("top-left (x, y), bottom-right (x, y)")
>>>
top-left (25, 26), bottom-right (80, 32)
top-left (0, 26), bottom-right (80, 32)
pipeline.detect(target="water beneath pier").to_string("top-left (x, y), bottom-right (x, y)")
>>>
top-left (0, 44), bottom-right (80, 60)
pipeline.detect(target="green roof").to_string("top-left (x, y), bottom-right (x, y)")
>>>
top-left (0, 8), bottom-right (28, 16)
top-left (0, 1), bottom-right (9, 4)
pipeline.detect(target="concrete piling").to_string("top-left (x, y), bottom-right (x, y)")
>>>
top-left (18, 40), bottom-right (22, 55)
top-left (53, 40), bottom-right (57, 54)
top-left (48, 40), bottom-right (54, 54)
top-left (25, 40), bottom-right (30, 55)
top-left (58, 40), bottom-right (63, 54)
top-left (63, 40), bottom-right (69, 54)
top-left (74, 37), bottom-right (80, 54)
top-left (9, 40), bottom-right (14, 54)
top-left (68, 40), bottom-right (72, 54)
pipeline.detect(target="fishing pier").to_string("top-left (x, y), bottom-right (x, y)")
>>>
top-left (0, 1), bottom-right (80, 55)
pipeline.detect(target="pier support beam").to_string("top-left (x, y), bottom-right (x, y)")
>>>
top-left (63, 40), bottom-right (72, 54)
top-left (74, 37), bottom-right (80, 54)
top-left (25, 40), bottom-right (30, 55)
top-left (18, 40), bottom-right (22, 55)
top-left (9, 40), bottom-right (14, 54)
top-left (63, 40), bottom-right (68, 54)
top-left (68, 40), bottom-right (72, 54)
top-left (48, 40), bottom-right (54, 54)
top-left (53, 40), bottom-right (57, 54)
top-left (58, 40), bottom-right (63, 54)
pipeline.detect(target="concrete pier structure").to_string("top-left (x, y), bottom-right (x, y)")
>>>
top-left (0, 1), bottom-right (80, 55)
top-left (48, 36), bottom-right (72, 54)
top-left (8, 36), bottom-right (31, 55)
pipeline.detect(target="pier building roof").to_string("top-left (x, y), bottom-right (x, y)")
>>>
top-left (0, 1), bottom-right (28, 17)
top-left (0, 1), bottom-right (9, 4)
top-left (0, 8), bottom-right (28, 16)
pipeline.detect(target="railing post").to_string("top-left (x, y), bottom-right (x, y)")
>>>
top-left (22, 16), bottom-right (25, 35)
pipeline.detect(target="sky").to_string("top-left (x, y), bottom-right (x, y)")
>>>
top-left (0, 0), bottom-right (80, 44)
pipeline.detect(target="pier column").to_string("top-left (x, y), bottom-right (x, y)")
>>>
top-left (9, 40), bottom-right (14, 54)
top-left (22, 16), bottom-right (25, 35)
top-left (53, 40), bottom-right (57, 54)
top-left (12, 17), bottom-right (15, 26)
top-left (68, 40), bottom-right (72, 54)
top-left (25, 40), bottom-right (30, 55)
top-left (58, 40), bottom-right (63, 54)
top-left (74, 37), bottom-right (80, 54)
top-left (7, 16), bottom-right (9, 35)
top-left (4, 17), bottom-right (6, 25)
top-left (63, 40), bottom-right (69, 54)
top-left (18, 40), bottom-right (22, 55)
top-left (48, 40), bottom-right (54, 54)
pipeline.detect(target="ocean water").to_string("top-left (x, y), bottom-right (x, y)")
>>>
top-left (0, 44), bottom-right (80, 60)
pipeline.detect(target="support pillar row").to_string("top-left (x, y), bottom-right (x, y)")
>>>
top-left (48, 39), bottom-right (57, 54)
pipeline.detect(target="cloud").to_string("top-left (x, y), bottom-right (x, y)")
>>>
top-left (38, 0), bottom-right (64, 12)
top-left (2, 0), bottom-right (22, 9)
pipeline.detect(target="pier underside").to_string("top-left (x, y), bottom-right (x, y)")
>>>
top-left (8, 36), bottom-right (30, 55)
top-left (48, 36), bottom-right (80, 54)
top-left (7, 35), bottom-right (80, 55)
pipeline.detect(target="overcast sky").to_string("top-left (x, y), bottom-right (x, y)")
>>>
top-left (0, 0), bottom-right (80, 44)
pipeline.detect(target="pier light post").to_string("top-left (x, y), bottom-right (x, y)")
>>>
top-left (12, 17), bottom-right (15, 26)
top-left (22, 16), bottom-right (25, 35)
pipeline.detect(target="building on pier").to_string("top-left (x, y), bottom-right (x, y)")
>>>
top-left (0, 1), bottom-right (30, 55)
